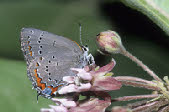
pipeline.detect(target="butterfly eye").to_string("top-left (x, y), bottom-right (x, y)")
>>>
top-left (82, 45), bottom-right (89, 52)
top-left (96, 33), bottom-right (100, 36)
top-left (83, 47), bottom-right (87, 51)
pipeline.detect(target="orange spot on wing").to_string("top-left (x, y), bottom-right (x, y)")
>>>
top-left (28, 45), bottom-right (32, 56)
top-left (34, 69), bottom-right (46, 90)
top-left (30, 51), bottom-right (32, 56)
top-left (48, 85), bottom-right (63, 95)
top-left (28, 46), bottom-right (31, 50)
top-left (34, 69), bottom-right (63, 95)
top-left (36, 63), bottom-right (39, 67)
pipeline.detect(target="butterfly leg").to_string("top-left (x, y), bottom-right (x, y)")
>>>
top-left (87, 53), bottom-right (95, 65)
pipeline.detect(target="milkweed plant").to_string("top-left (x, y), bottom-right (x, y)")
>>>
top-left (41, 31), bottom-right (169, 112)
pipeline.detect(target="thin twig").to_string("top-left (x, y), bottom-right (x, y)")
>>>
top-left (159, 105), bottom-right (169, 112)
top-left (127, 100), bottom-right (148, 108)
top-left (132, 101), bottom-right (159, 112)
top-left (132, 100), bottom-right (169, 112)
top-left (120, 49), bottom-right (162, 82)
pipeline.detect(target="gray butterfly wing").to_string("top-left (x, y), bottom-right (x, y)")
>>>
top-left (20, 28), bottom-right (85, 91)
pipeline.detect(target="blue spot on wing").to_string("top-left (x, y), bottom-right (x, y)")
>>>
top-left (42, 88), bottom-right (52, 95)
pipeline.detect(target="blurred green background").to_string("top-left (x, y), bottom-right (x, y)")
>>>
top-left (0, 0), bottom-right (169, 112)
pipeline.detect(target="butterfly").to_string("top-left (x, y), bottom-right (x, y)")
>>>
top-left (20, 28), bottom-right (94, 99)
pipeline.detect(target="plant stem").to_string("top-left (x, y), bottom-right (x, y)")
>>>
top-left (114, 76), bottom-right (155, 85)
top-left (132, 101), bottom-right (159, 112)
top-left (120, 48), bottom-right (162, 82)
top-left (120, 81), bottom-right (160, 90)
top-left (112, 94), bottom-right (159, 101)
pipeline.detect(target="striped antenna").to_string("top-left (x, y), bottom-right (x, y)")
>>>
top-left (78, 23), bottom-right (83, 46)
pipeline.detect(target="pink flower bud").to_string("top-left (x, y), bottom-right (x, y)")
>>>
top-left (69, 98), bottom-right (111, 112)
top-left (96, 30), bottom-right (125, 54)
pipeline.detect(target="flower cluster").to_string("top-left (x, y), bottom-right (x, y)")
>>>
top-left (41, 59), bottom-right (122, 112)
top-left (40, 30), bottom-right (169, 112)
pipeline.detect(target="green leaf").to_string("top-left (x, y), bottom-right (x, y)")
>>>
top-left (120, 0), bottom-right (169, 36)
top-left (0, 58), bottom-right (53, 112)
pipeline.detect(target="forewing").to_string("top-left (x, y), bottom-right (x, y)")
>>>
top-left (20, 28), bottom-right (84, 88)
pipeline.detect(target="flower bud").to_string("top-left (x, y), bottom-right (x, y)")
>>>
top-left (96, 30), bottom-right (125, 54)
